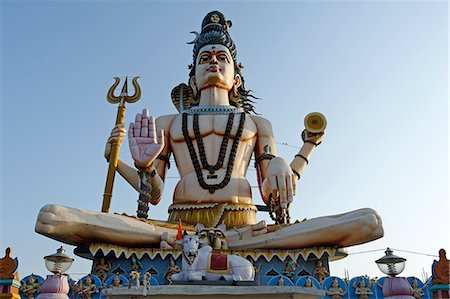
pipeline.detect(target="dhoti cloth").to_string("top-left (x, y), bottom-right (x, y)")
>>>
top-left (168, 203), bottom-right (257, 228)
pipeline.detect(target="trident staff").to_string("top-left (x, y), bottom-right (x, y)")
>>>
top-left (102, 76), bottom-right (141, 213)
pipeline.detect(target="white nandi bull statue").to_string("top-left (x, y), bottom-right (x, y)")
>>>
top-left (171, 230), bottom-right (255, 282)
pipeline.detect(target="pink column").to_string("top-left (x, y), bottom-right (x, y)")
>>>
top-left (36, 275), bottom-right (70, 299)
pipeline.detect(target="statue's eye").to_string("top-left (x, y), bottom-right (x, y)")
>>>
top-left (217, 54), bottom-right (228, 62)
top-left (199, 54), bottom-right (210, 63)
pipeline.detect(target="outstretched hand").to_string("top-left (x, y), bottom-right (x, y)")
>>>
top-left (129, 108), bottom-right (165, 168)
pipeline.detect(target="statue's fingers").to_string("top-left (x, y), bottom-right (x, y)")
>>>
top-left (129, 123), bottom-right (135, 138)
top-left (252, 228), bottom-right (268, 236)
top-left (291, 175), bottom-right (297, 197)
top-left (149, 116), bottom-right (157, 143)
top-left (141, 115), bottom-right (149, 137)
top-left (134, 116), bottom-right (142, 137)
top-left (277, 174), bottom-right (287, 209)
top-left (142, 108), bottom-right (149, 118)
top-left (252, 220), bottom-right (266, 231)
top-left (269, 174), bottom-right (278, 196)
top-left (286, 175), bottom-right (294, 203)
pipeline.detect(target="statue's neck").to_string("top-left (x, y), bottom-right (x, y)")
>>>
top-left (198, 87), bottom-right (230, 106)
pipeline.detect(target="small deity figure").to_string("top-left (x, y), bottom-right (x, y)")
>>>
top-left (143, 272), bottom-right (152, 289)
top-left (130, 255), bottom-right (143, 272)
top-left (410, 278), bottom-right (426, 299)
top-left (313, 260), bottom-right (329, 285)
top-left (77, 275), bottom-right (98, 299)
top-left (327, 277), bottom-right (346, 299)
top-left (128, 271), bottom-right (141, 288)
top-left (432, 248), bottom-right (450, 285)
top-left (277, 276), bottom-right (285, 286)
top-left (353, 277), bottom-right (373, 299)
top-left (93, 257), bottom-right (111, 286)
top-left (20, 274), bottom-right (40, 299)
top-left (282, 260), bottom-right (297, 279)
top-left (109, 274), bottom-right (123, 288)
top-left (164, 258), bottom-right (181, 285)
top-left (304, 276), bottom-right (315, 288)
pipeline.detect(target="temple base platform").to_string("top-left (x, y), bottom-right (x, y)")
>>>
top-left (75, 244), bottom-right (347, 287)
top-left (102, 285), bottom-right (325, 299)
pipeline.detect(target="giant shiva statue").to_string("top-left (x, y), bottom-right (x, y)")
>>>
top-left (35, 11), bottom-right (383, 250)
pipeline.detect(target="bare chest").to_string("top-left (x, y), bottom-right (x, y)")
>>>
top-left (170, 113), bottom-right (257, 142)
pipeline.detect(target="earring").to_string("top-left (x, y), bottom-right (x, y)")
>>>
top-left (229, 84), bottom-right (240, 104)
top-left (190, 78), bottom-right (200, 106)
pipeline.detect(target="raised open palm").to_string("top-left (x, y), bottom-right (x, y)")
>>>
top-left (129, 109), bottom-right (165, 168)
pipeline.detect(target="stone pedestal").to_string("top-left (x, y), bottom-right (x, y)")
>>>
top-left (102, 285), bottom-right (325, 299)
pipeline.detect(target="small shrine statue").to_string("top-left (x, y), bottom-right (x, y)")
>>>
top-left (128, 271), bottom-right (141, 288)
top-left (410, 278), bottom-right (426, 299)
top-left (282, 260), bottom-right (297, 278)
top-left (20, 274), bottom-right (40, 299)
top-left (171, 232), bottom-right (254, 281)
top-left (353, 277), bottom-right (373, 299)
top-left (130, 254), bottom-right (143, 272)
top-left (327, 277), bottom-right (346, 299)
top-left (109, 274), bottom-right (123, 288)
top-left (313, 260), bottom-right (329, 285)
top-left (93, 257), bottom-right (111, 286)
top-left (164, 258), bottom-right (181, 285)
top-left (304, 276), bottom-right (315, 288)
top-left (277, 276), bottom-right (285, 286)
top-left (35, 10), bottom-right (383, 252)
top-left (143, 272), bottom-right (152, 289)
top-left (77, 275), bottom-right (98, 299)
top-left (432, 248), bottom-right (450, 285)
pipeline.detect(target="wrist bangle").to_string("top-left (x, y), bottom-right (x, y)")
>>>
top-left (295, 154), bottom-right (309, 164)
top-left (254, 153), bottom-right (276, 168)
top-left (134, 162), bottom-right (152, 173)
top-left (305, 140), bottom-right (321, 147)
top-left (291, 168), bottom-right (301, 180)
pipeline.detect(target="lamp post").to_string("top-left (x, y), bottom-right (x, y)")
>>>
top-left (37, 247), bottom-right (74, 299)
top-left (375, 248), bottom-right (414, 299)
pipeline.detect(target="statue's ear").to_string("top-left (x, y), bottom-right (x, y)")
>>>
top-left (217, 224), bottom-right (227, 232)
top-left (190, 76), bottom-right (197, 95)
top-left (234, 74), bottom-right (242, 89)
top-left (195, 223), bottom-right (205, 233)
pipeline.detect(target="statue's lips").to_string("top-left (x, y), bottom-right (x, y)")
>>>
top-left (207, 65), bottom-right (220, 72)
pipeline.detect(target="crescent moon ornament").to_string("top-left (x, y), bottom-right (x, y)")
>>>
top-left (187, 31), bottom-right (200, 44)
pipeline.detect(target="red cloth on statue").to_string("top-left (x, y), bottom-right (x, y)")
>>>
top-left (208, 252), bottom-right (229, 273)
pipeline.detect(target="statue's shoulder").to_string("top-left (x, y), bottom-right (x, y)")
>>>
top-left (156, 114), bottom-right (178, 129)
top-left (249, 115), bottom-right (274, 135)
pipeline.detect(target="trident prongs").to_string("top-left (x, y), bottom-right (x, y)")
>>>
top-left (102, 76), bottom-right (142, 213)
top-left (107, 76), bottom-right (141, 104)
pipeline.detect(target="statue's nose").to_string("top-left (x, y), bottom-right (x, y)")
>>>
top-left (210, 55), bottom-right (218, 64)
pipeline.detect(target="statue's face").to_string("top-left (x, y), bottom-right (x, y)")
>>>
top-left (194, 44), bottom-right (237, 92)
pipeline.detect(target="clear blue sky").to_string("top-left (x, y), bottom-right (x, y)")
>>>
top-left (1, 1), bottom-right (448, 281)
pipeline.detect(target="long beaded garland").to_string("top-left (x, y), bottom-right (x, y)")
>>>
top-left (182, 112), bottom-right (246, 194)
top-left (193, 113), bottom-right (234, 174)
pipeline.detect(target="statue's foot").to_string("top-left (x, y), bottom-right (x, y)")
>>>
top-left (35, 204), bottom-right (167, 247)
top-left (228, 208), bottom-right (384, 249)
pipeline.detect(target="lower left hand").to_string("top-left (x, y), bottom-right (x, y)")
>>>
top-left (265, 157), bottom-right (297, 209)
